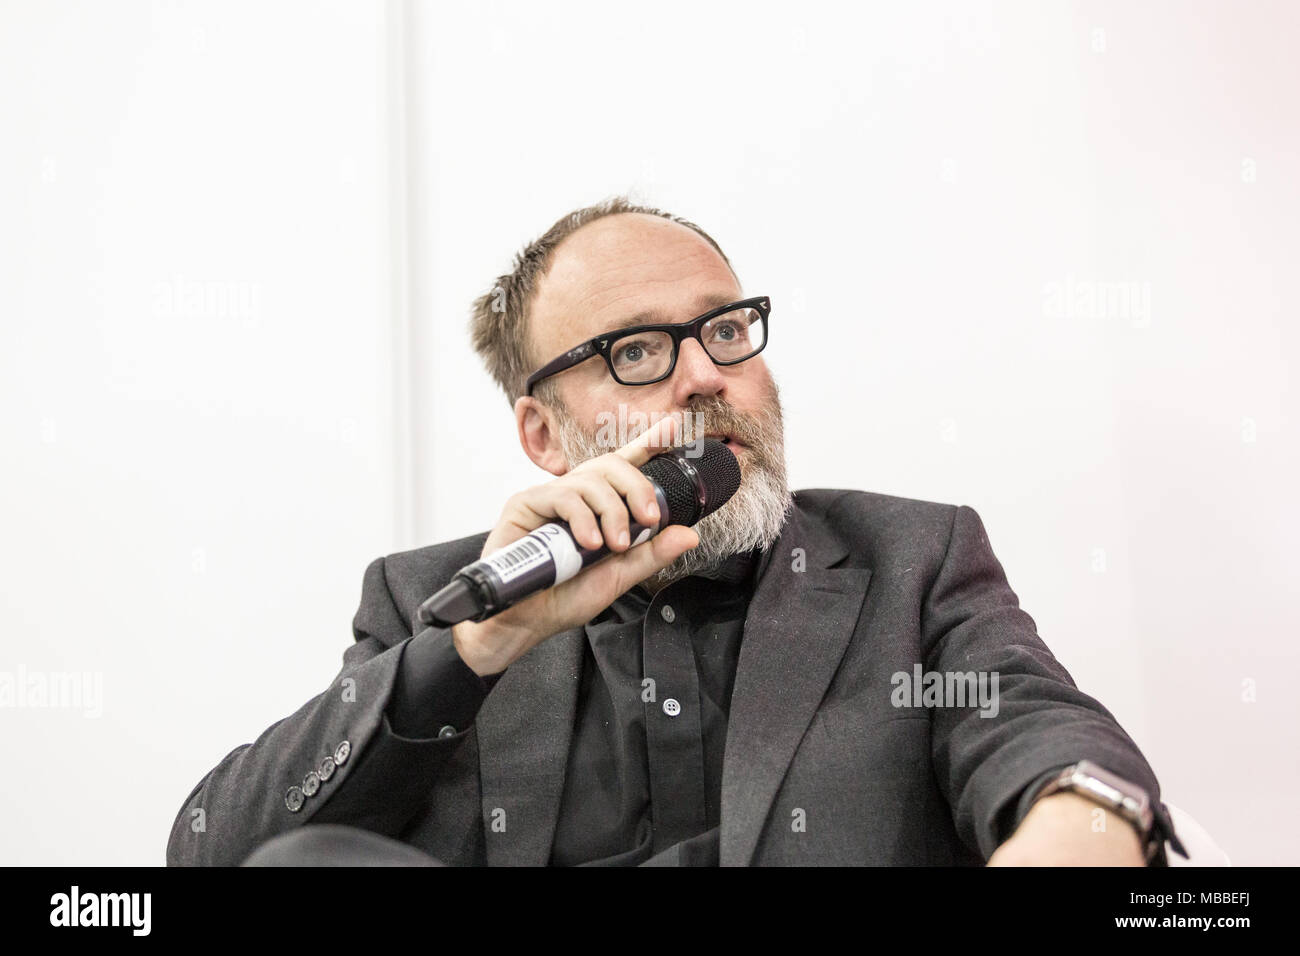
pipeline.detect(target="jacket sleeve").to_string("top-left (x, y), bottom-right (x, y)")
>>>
top-left (165, 555), bottom-right (484, 866)
top-left (921, 504), bottom-right (1182, 862)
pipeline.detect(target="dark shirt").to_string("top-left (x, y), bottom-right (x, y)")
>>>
top-left (388, 548), bottom-right (768, 866)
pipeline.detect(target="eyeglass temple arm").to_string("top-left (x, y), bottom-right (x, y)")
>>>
top-left (525, 339), bottom-right (599, 396)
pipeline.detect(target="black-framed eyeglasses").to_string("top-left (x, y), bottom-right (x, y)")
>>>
top-left (524, 296), bottom-right (770, 397)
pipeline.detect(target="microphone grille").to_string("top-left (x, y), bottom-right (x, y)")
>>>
top-left (695, 438), bottom-right (742, 519)
top-left (640, 438), bottom-right (741, 526)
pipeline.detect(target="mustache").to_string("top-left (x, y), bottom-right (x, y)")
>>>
top-left (675, 396), bottom-right (781, 474)
top-left (557, 388), bottom-right (785, 475)
top-left (677, 397), bottom-right (767, 448)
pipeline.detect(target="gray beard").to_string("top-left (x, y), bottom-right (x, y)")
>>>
top-left (553, 388), bottom-right (793, 590)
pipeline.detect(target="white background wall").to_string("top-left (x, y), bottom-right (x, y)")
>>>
top-left (0, 1), bottom-right (398, 864)
top-left (2, 0), bottom-right (1296, 865)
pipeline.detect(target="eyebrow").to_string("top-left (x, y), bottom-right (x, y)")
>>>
top-left (602, 292), bottom-right (742, 333)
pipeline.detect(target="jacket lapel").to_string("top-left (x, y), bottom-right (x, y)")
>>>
top-left (474, 626), bottom-right (584, 866)
top-left (720, 500), bottom-right (872, 865)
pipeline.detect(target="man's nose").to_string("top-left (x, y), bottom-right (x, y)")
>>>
top-left (670, 338), bottom-right (726, 405)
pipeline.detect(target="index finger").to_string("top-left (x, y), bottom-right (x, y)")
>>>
top-left (615, 413), bottom-right (681, 467)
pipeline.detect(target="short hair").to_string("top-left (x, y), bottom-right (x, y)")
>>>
top-left (469, 195), bottom-right (736, 408)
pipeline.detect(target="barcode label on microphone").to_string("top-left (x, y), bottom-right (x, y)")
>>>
top-left (483, 535), bottom-right (551, 583)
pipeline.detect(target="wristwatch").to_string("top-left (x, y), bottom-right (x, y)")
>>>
top-left (1030, 760), bottom-right (1162, 863)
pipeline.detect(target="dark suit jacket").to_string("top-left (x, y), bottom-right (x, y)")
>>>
top-left (166, 489), bottom-right (1174, 866)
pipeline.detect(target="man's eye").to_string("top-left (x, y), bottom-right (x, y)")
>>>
top-left (614, 339), bottom-right (656, 365)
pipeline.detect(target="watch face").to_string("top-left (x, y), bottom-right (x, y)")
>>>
top-left (1070, 761), bottom-right (1155, 841)
top-left (1075, 761), bottom-right (1151, 813)
top-left (1076, 773), bottom-right (1125, 807)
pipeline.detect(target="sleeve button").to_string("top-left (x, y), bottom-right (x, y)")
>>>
top-left (284, 786), bottom-right (305, 812)
top-left (302, 770), bottom-right (321, 797)
top-left (334, 740), bottom-right (351, 765)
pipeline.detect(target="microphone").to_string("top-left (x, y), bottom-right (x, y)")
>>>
top-left (417, 438), bottom-right (741, 628)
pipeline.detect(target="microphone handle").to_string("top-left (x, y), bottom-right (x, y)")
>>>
top-left (418, 483), bottom-right (670, 627)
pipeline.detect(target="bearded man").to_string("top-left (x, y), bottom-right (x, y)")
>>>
top-left (167, 196), bottom-right (1184, 867)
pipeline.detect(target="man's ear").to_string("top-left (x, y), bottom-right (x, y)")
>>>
top-left (515, 395), bottom-right (570, 476)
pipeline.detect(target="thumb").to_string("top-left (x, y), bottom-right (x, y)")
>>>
top-left (628, 524), bottom-right (700, 576)
top-left (552, 524), bottom-right (699, 611)
top-left (599, 524), bottom-right (699, 594)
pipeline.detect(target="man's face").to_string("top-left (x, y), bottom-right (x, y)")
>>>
top-left (529, 212), bottom-right (776, 467)
top-left (524, 213), bottom-right (791, 579)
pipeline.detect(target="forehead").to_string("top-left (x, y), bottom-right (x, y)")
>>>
top-left (528, 213), bottom-right (742, 359)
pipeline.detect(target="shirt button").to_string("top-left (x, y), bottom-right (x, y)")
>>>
top-left (437, 725), bottom-right (457, 739)
top-left (284, 786), bottom-right (305, 813)
top-left (663, 698), bottom-right (681, 717)
top-left (660, 605), bottom-right (676, 623)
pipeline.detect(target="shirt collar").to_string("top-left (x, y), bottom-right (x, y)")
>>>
top-left (701, 547), bottom-right (762, 586)
top-left (614, 546), bottom-right (767, 610)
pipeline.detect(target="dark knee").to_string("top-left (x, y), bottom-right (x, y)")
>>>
top-left (241, 824), bottom-right (444, 866)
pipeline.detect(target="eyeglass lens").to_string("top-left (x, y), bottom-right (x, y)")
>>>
top-left (608, 306), bottom-right (766, 384)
